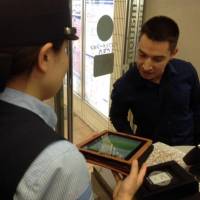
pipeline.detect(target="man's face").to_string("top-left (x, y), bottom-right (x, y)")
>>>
top-left (136, 34), bottom-right (177, 83)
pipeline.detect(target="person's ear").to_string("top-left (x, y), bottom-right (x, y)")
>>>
top-left (37, 42), bottom-right (54, 73)
top-left (170, 48), bottom-right (178, 58)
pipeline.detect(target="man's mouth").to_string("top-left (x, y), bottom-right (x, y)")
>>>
top-left (141, 71), bottom-right (153, 75)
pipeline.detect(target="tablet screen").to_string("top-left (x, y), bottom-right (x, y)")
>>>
top-left (82, 133), bottom-right (144, 159)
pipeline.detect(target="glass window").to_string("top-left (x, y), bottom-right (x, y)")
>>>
top-left (84, 0), bottom-right (114, 117)
top-left (72, 0), bottom-right (82, 95)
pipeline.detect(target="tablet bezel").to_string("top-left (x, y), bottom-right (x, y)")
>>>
top-left (81, 132), bottom-right (145, 160)
top-left (78, 130), bottom-right (152, 164)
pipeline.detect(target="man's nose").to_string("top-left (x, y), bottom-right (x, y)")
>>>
top-left (142, 58), bottom-right (153, 71)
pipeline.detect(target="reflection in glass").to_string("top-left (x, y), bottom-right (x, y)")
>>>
top-left (72, 0), bottom-right (82, 95)
top-left (84, 0), bottom-right (114, 117)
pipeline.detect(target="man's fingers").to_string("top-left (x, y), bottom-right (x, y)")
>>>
top-left (128, 159), bottom-right (139, 180)
top-left (137, 163), bottom-right (147, 186)
top-left (112, 171), bottom-right (122, 182)
top-left (113, 180), bottom-right (122, 198)
top-left (128, 160), bottom-right (147, 188)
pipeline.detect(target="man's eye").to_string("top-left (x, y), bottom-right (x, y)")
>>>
top-left (152, 58), bottom-right (164, 62)
top-left (139, 53), bottom-right (147, 58)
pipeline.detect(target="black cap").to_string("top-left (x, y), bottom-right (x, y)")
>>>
top-left (0, 0), bottom-right (78, 47)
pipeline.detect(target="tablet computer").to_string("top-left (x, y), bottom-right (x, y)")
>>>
top-left (78, 130), bottom-right (153, 175)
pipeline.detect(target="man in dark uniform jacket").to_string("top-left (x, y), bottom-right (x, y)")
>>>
top-left (110, 16), bottom-right (200, 146)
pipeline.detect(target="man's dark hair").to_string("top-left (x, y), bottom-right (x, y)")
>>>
top-left (140, 16), bottom-right (179, 52)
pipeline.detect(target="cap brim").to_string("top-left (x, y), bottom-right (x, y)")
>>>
top-left (64, 34), bottom-right (79, 40)
top-left (64, 27), bottom-right (79, 40)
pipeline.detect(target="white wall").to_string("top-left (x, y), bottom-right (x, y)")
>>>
top-left (143, 0), bottom-right (200, 74)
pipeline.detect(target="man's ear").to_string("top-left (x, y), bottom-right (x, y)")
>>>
top-left (170, 48), bottom-right (178, 58)
top-left (37, 42), bottom-right (53, 73)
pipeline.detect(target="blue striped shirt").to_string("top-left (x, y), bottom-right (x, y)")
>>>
top-left (0, 88), bottom-right (93, 200)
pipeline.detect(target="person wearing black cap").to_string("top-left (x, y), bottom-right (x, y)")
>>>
top-left (0, 0), bottom-right (146, 199)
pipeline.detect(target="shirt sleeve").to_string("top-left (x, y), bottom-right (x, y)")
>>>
top-left (109, 80), bottom-right (133, 134)
top-left (190, 64), bottom-right (200, 144)
top-left (14, 141), bottom-right (94, 200)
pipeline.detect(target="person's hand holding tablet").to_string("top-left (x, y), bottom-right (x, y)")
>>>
top-left (113, 160), bottom-right (147, 200)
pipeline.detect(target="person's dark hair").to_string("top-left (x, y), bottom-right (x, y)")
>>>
top-left (140, 16), bottom-right (179, 52)
top-left (0, 40), bottom-right (64, 92)
top-left (0, 0), bottom-right (78, 93)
